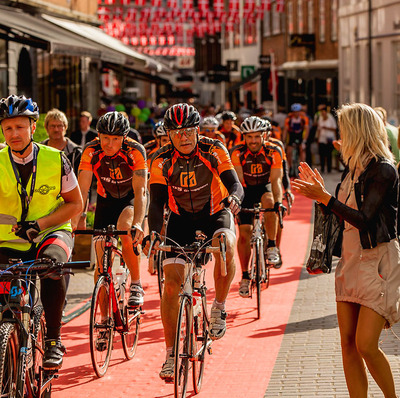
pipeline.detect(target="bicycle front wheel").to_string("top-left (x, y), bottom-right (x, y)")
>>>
top-left (89, 276), bottom-right (114, 378)
top-left (0, 322), bottom-right (18, 397)
top-left (255, 240), bottom-right (262, 319)
top-left (174, 295), bottom-right (191, 398)
top-left (121, 271), bottom-right (140, 360)
top-left (30, 305), bottom-right (46, 396)
top-left (192, 293), bottom-right (207, 393)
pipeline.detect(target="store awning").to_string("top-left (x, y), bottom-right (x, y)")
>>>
top-left (0, 6), bottom-right (105, 59)
top-left (279, 59), bottom-right (338, 71)
top-left (43, 15), bottom-right (173, 74)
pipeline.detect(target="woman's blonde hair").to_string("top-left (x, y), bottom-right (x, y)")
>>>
top-left (336, 103), bottom-right (394, 171)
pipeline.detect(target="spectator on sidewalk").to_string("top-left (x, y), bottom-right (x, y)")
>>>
top-left (292, 103), bottom-right (400, 398)
top-left (70, 111), bottom-right (97, 147)
top-left (374, 107), bottom-right (400, 163)
top-left (315, 105), bottom-right (337, 173)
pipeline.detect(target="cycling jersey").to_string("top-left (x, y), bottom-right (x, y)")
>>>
top-left (144, 139), bottom-right (159, 168)
top-left (285, 112), bottom-right (309, 146)
top-left (79, 137), bottom-right (147, 199)
top-left (150, 136), bottom-right (234, 215)
top-left (231, 143), bottom-right (282, 187)
top-left (219, 125), bottom-right (242, 149)
top-left (268, 137), bottom-right (290, 190)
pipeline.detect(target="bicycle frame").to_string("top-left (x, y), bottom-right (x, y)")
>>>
top-left (249, 208), bottom-right (267, 281)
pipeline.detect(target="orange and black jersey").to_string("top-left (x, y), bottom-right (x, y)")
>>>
top-left (150, 136), bottom-right (237, 215)
top-left (231, 143), bottom-right (282, 187)
top-left (79, 137), bottom-right (147, 199)
top-left (144, 139), bottom-right (159, 168)
top-left (268, 137), bottom-right (290, 190)
top-left (219, 125), bottom-right (242, 150)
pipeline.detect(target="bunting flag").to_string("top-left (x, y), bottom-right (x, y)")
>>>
top-left (276, 0), bottom-right (284, 13)
top-left (120, 0), bottom-right (131, 5)
top-left (260, 0), bottom-right (271, 11)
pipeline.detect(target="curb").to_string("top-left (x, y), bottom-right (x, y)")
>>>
top-left (62, 297), bottom-right (91, 324)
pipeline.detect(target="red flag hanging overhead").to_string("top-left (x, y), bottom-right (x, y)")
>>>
top-left (135, 0), bottom-right (145, 6)
top-left (120, 0), bottom-right (131, 5)
top-left (182, 0), bottom-right (193, 10)
top-left (125, 7), bottom-right (136, 19)
top-left (243, 0), bottom-right (255, 12)
top-left (167, 0), bottom-right (177, 8)
top-left (151, 0), bottom-right (161, 6)
top-left (260, 0), bottom-right (271, 11)
top-left (104, 0), bottom-right (115, 5)
top-left (276, 0), bottom-right (284, 12)
top-left (229, 0), bottom-right (239, 11)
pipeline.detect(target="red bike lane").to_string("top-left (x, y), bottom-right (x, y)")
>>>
top-left (53, 194), bottom-right (312, 398)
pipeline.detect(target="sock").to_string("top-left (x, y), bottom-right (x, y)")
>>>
top-left (242, 271), bottom-right (250, 280)
top-left (166, 346), bottom-right (173, 359)
top-left (212, 299), bottom-right (225, 311)
top-left (131, 279), bottom-right (141, 286)
top-left (267, 240), bottom-right (276, 248)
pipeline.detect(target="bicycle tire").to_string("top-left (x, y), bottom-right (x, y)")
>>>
top-left (255, 239), bottom-right (262, 319)
top-left (192, 292), bottom-right (207, 394)
top-left (89, 276), bottom-right (114, 378)
top-left (156, 251), bottom-right (165, 298)
top-left (121, 270), bottom-right (140, 360)
top-left (174, 295), bottom-right (191, 398)
top-left (30, 305), bottom-right (46, 395)
top-left (0, 322), bottom-right (18, 397)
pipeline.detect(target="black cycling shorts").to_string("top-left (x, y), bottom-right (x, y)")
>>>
top-left (288, 132), bottom-right (303, 147)
top-left (238, 184), bottom-right (271, 225)
top-left (94, 191), bottom-right (134, 229)
top-left (165, 208), bottom-right (235, 259)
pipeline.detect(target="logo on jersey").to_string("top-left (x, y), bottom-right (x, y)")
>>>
top-left (251, 164), bottom-right (263, 174)
top-left (180, 171), bottom-right (196, 187)
top-left (110, 167), bottom-right (123, 180)
top-left (35, 185), bottom-right (56, 195)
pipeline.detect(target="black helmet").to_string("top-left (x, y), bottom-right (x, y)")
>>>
top-left (221, 110), bottom-right (237, 121)
top-left (200, 116), bottom-right (219, 129)
top-left (0, 95), bottom-right (39, 122)
top-left (153, 121), bottom-right (167, 137)
top-left (240, 116), bottom-right (271, 134)
top-left (164, 103), bottom-right (200, 130)
top-left (96, 111), bottom-right (130, 136)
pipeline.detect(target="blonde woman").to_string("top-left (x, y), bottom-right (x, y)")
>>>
top-left (292, 103), bottom-right (400, 397)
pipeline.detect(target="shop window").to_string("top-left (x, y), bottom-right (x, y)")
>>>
top-left (298, 0), bottom-right (304, 34)
top-left (331, 0), bottom-right (338, 42)
top-left (0, 38), bottom-right (7, 99)
top-left (319, 0), bottom-right (325, 43)
top-left (307, 0), bottom-right (314, 34)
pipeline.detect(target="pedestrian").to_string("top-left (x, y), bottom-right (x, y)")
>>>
top-left (70, 111), bottom-right (97, 147)
top-left (292, 103), bottom-right (400, 398)
top-left (315, 105), bottom-right (337, 173)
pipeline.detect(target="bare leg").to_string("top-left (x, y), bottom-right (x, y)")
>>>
top-left (237, 225), bottom-right (252, 273)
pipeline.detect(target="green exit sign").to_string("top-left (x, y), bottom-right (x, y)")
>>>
top-left (241, 65), bottom-right (255, 80)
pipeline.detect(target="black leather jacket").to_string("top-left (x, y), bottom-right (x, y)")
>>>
top-left (325, 157), bottom-right (398, 250)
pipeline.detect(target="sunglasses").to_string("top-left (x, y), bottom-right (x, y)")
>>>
top-left (169, 127), bottom-right (197, 139)
top-left (201, 128), bottom-right (215, 133)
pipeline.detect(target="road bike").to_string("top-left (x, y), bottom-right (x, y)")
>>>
top-left (75, 225), bottom-right (142, 378)
top-left (150, 230), bottom-right (226, 398)
top-left (241, 204), bottom-right (283, 319)
top-left (0, 257), bottom-right (86, 397)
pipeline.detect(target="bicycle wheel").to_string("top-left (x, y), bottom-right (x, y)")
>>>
top-left (0, 322), bottom-right (18, 397)
top-left (255, 240), bottom-right (262, 319)
top-left (174, 295), bottom-right (191, 398)
top-left (156, 251), bottom-right (165, 298)
top-left (121, 271), bottom-right (140, 360)
top-left (89, 276), bottom-right (114, 378)
top-left (192, 293), bottom-right (207, 393)
top-left (30, 305), bottom-right (46, 395)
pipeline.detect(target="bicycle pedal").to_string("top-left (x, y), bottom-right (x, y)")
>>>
top-left (207, 347), bottom-right (212, 355)
top-left (163, 377), bottom-right (174, 384)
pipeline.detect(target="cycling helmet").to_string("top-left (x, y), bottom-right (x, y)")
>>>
top-left (200, 116), bottom-right (219, 129)
top-left (164, 103), bottom-right (200, 130)
top-left (240, 116), bottom-right (271, 134)
top-left (290, 103), bottom-right (302, 112)
top-left (96, 111), bottom-right (130, 136)
top-left (0, 95), bottom-right (39, 122)
top-left (221, 110), bottom-right (237, 121)
top-left (153, 120), bottom-right (167, 137)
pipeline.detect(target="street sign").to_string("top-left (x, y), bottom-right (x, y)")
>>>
top-left (227, 60), bottom-right (239, 72)
top-left (259, 55), bottom-right (271, 65)
top-left (241, 65), bottom-right (255, 80)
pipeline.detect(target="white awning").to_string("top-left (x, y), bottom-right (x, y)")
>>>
top-left (280, 59), bottom-right (338, 71)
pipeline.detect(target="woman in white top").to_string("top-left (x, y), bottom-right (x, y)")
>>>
top-left (316, 105), bottom-right (337, 173)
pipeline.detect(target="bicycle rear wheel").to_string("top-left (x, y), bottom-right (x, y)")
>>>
top-left (174, 295), bottom-right (191, 398)
top-left (121, 271), bottom-right (140, 360)
top-left (156, 251), bottom-right (165, 298)
top-left (255, 240), bottom-right (262, 319)
top-left (0, 322), bottom-right (18, 397)
top-left (89, 276), bottom-right (114, 378)
top-left (192, 293), bottom-right (207, 393)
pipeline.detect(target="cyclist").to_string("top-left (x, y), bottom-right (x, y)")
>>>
top-left (73, 111), bottom-right (147, 310)
top-left (0, 95), bottom-right (83, 369)
top-left (143, 103), bottom-right (243, 382)
top-left (200, 116), bottom-right (226, 145)
top-left (219, 111), bottom-right (242, 150)
top-left (144, 121), bottom-right (169, 168)
top-left (231, 116), bottom-right (284, 298)
top-left (283, 103), bottom-right (309, 175)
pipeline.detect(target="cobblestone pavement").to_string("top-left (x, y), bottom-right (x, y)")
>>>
top-left (264, 169), bottom-right (400, 397)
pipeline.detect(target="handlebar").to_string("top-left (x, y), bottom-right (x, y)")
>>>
top-left (283, 192), bottom-right (292, 216)
top-left (241, 206), bottom-right (284, 229)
